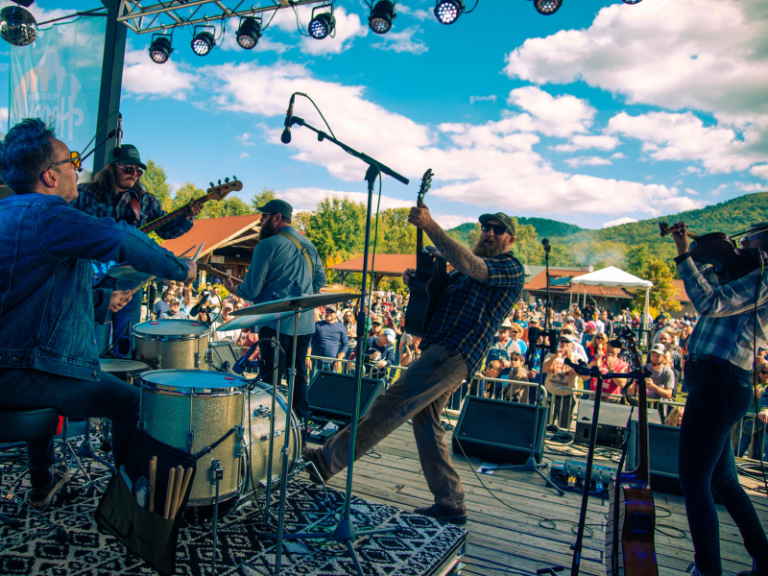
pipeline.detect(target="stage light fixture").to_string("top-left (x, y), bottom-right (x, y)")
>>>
top-left (534, 0), bottom-right (562, 15)
top-left (369, 0), bottom-right (396, 34)
top-left (621, 0), bottom-right (643, 3)
top-left (309, 5), bottom-right (335, 40)
top-left (0, 5), bottom-right (37, 46)
top-left (434, 0), bottom-right (464, 24)
top-left (191, 25), bottom-right (215, 56)
top-left (148, 33), bottom-right (173, 64)
top-left (236, 16), bottom-right (262, 49)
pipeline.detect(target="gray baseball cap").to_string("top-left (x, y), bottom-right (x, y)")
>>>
top-left (478, 212), bottom-right (515, 237)
top-left (257, 199), bottom-right (293, 218)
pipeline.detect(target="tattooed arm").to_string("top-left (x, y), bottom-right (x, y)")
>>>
top-left (408, 204), bottom-right (489, 282)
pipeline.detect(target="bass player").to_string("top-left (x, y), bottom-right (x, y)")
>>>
top-left (666, 221), bottom-right (768, 576)
top-left (305, 209), bottom-right (524, 525)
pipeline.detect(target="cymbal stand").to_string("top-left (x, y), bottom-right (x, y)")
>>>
top-left (258, 111), bottom-right (409, 576)
top-left (260, 314), bottom-right (283, 527)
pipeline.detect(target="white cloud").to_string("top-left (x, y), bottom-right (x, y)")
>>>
top-left (370, 26), bottom-right (428, 55)
top-left (554, 135), bottom-right (620, 153)
top-left (603, 217), bottom-right (637, 228)
top-left (236, 133), bottom-right (255, 146)
top-left (607, 111), bottom-right (763, 174)
top-left (0, 106), bottom-right (8, 130)
top-left (197, 61), bottom-right (700, 217)
top-left (683, 166), bottom-right (701, 175)
top-left (397, 4), bottom-right (433, 21)
top-left (505, 86), bottom-right (595, 138)
top-left (752, 165), bottom-right (768, 181)
top-left (276, 187), bottom-right (415, 212)
top-left (710, 183), bottom-right (728, 196)
top-left (735, 182), bottom-right (764, 192)
top-left (432, 213), bottom-right (477, 229)
top-left (565, 156), bottom-right (612, 168)
top-left (684, 188), bottom-right (699, 195)
top-left (240, 152), bottom-right (250, 158)
top-left (611, 152), bottom-right (625, 159)
top-left (470, 95), bottom-right (497, 105)
top-left (122, 49), bottom-right (197, 100)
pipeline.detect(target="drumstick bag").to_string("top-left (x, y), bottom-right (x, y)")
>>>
top-left (95, 429), bottom-right (197, 576)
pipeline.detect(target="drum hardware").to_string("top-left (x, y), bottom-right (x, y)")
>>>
top-left (210, 458), bottom-right (225, 575)
top-left (133, 320), bottom-right (211, 371)
top-left (195, 352), bottom-right (201, 369)
top-left (254, 406), bottom-right (270, 418)
top-left (234, 425), bottom-right (245, 458)
top-left (186, 430), bottom-right (195, 452)
top-left (204, 349), bottom-right (213, 366)
top-left (154, 355), bottom-right (161, 370)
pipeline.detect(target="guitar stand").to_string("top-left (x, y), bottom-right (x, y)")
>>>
top-left (248, 113), bottom-right (408, 575)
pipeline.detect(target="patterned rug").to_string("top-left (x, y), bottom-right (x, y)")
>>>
top-left (0, 439), bottom-right (466, 576)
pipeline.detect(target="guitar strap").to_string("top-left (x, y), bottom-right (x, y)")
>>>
top-left (278, 230), bottom-right (314, 278)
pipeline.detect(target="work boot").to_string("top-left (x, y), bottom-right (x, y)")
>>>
top-left (29, 466), bottom-right (69, 509)
top-left (413, 503), bottom-right (468, 525)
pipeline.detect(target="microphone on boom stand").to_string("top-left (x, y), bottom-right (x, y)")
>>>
top-left (280, 94), bottom-right (296, 144)
top-left (541, 238), bottom-right (551, 253)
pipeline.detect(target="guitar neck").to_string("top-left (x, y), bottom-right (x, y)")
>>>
top-left (416, 198), bottom-right (424, 252)
top-left (139, 192), bottom-right (213, 234)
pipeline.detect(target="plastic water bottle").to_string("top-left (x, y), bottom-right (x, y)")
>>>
top-left (290, 281), bottom-right (301, 297)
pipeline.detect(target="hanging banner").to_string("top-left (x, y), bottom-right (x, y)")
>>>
top-left (9, 17), bottom-right (106, 147)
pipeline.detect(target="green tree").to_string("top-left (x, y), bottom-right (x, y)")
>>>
top-left (251, 188), bottom-right (277, 212)
top-left (305, 196), bottom-right (367, 266)
top-left (143, 159), bottom-right (172, 211)
top-left (377, 207), bottom-right (416, 255)
top-left (633, 258), bottom-right (681, 312)
top-left (293, 210), bottom-right (312, 232)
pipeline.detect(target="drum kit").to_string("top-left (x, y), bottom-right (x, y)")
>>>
top-left (99, 290), bottom-right (359, 573)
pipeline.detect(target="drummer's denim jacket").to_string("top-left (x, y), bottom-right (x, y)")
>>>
top-left (0, 193), bottom-right (189, 381)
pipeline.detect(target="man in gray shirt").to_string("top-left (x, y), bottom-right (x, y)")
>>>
top-left (225, 199), bottom-right (326, 429)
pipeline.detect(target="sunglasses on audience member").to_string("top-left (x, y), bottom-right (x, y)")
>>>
top-left (481, 224), bottom-right (507, 236)
top-left (117, 163), bottom-right (143, 176)
top-left (372, 322), bottom-right (382, 326)
top-left (43, 151), bottom-right (81, 176)
top-left (761, 370), bottom-right (768, 375)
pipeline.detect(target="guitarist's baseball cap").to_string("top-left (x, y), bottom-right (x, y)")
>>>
top-left (478, 212), bottom-right (515, 237)
top-left (113, 144), bottom-right (147, 171)
top-left (257, 199), bottom-right (293, 218)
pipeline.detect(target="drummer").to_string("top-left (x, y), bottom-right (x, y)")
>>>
top-left (224, 199), bottom-right (327, 433)
top-left (0, 119), bottom-right (196, 508)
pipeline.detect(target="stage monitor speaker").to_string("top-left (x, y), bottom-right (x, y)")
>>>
top-left (575, 399), bottom-right (662, 448)
top-left (308, 371), bottom-right (385, 422)
top-left (627, 421), bottom-right (688, 496)
top-left (451, 397), bottom-right (546, 465)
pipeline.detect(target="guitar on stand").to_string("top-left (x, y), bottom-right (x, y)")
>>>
top-left (404, 168), bottom-right (449, 337)
top-left (606, 330), bottom-right (658, 576)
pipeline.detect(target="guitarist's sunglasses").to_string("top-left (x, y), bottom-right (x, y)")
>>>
top-left (117, 163), bottom-right (143, 176)
top-left (481, 224), bottom-right (508, 236)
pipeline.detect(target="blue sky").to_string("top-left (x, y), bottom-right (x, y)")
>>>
top-left (2, 0), bottom-right (768, 229)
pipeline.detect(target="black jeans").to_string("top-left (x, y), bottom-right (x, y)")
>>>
top-left (258, 326), bottom-right (312, 427)
top-left (680, 359), bottom-right (768, 575)
top-left (0, 368), bottom-right (139, 486)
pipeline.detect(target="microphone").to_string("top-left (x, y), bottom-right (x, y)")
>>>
top-left (280, 94), bottom-right (296, 144)
top-left (233, 344), bottom-right (262, 375)
top-left (113, 113), bottom-right (123, 160)
top-left (541, 238), bottom-right (551, 253)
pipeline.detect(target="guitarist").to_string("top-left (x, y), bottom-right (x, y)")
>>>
top-left (666, 222), bottom-right (768, 576)
top-left (71, 144), bottom-right (203, 356)
top-left (305, 210), bottom-right (524, 525)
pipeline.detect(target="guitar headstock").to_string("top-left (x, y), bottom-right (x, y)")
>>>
top-left (417, 168), bottom-right (433, 206)
top-left (206, 177), bottom-right (243, 201)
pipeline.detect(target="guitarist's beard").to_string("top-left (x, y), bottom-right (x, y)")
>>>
top-left (472, 236), bottom-right (507, 257)
top-left (259, 219), bottom-right (276, 240)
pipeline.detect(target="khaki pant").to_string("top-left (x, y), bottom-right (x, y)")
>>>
top-left (316, 344), bottom-right (469, 508)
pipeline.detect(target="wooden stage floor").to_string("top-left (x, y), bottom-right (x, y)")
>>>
top-left (306, 420), bottom-right (765, 576)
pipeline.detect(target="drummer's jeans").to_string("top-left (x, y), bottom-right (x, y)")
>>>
top-left (316, 344), bottom-right (469, 509)
top-left (258, 327), bottom-right (312, 429)
top-left (0, 368), bottom-right (139, 487)
top-left (679, 359), bottom-right (768, 576)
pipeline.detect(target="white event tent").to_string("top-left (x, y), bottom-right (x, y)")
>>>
top-left (570, 266), bottom-right (653, 334)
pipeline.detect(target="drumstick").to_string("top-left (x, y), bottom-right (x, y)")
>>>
top-left (169, 465), bottom-right (184, 520)
top-left (174, 467), bottom-right (194, 519)
top-left (148, 456), bottom-right (157, 512)
top-left (164, 467), bottom-right (176, 519)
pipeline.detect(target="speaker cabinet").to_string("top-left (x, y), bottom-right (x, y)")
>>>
top-left (575, 400), bottom-right (662, 448)
top-left (627, 421), bottom-right (685, 496)
top-left (451, 397), bottom-right (547, 465)
top-left (308, 371), bottom-right (385, 422)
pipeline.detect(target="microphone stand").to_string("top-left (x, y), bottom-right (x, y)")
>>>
top-left (255, 115), bottom-right (408, 576)
top-left (482, 245), bottom-right (564, 495)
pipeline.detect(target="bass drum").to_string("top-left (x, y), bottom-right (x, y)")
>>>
top-left (133, 320), bottom-right (210, 370)
top-left (245, 380), bottom-right (303, 495)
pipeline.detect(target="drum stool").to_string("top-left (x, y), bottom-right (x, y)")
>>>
top-left (0, 408), bottom-right (70, 541)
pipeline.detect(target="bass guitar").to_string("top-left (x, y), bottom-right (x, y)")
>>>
top-left (404, 169), bottom-right (449, 338)
top-left (196, 261), bottom-right (243, 286)
top-left (605, 329), bottom-right (658, 576)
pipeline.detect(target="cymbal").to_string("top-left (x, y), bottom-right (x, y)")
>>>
top-left (216, 311), bottom-right (297, 332)
top-left (231, 292), bottom-right (360, 317)
top-left (106, 265), bottom-right (156, 284)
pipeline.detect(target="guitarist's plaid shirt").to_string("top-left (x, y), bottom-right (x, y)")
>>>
top-left (72, 183), bottom-right (193, 240)
top-left (421, 251), bottom-right (525, 375)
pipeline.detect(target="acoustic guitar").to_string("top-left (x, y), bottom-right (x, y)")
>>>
top-left (605, 330), bottom-right (658, 576)
top-left (404, 168), bottom-right (449, 338)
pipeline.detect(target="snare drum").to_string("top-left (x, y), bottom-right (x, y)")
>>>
top-left (138, 370), bottom-right (246, 506)
top-left (99, 358), bottom-right (149, 385)
top-left (133, 320), bottom-right (211, 370)
top-left (246, 381), bottom-right (303, 494)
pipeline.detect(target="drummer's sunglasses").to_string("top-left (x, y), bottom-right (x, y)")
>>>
top-left (42, 151), bottom-right (81, 175)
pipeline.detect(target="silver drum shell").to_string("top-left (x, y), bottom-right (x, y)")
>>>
top-left (133, 320), bottom-right (211, 370)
